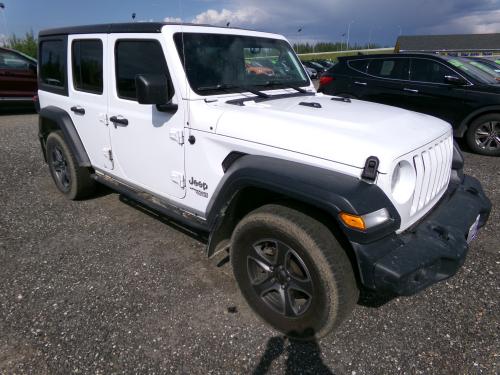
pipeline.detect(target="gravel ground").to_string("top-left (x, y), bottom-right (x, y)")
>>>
top-left (0, 113), bottom-right (498, 374)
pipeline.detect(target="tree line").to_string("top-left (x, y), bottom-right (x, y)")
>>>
top-left (3, 30), bottom-right (37, 58)
top-left (293, 41), bottom-right (383, 54)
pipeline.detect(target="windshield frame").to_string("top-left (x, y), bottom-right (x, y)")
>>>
top-left (173, 32), bottom-right (311, 96)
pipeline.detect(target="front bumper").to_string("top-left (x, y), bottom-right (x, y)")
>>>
top-left (351, 175), bottom-right (491, 296)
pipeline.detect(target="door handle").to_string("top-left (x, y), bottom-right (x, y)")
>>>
top-left (109, 115), bottom-right (129, 126)
top-left (354, 81), bottom-right (367, 86)
top-left (404, 88), bottom-right (419, 94)
top-left (70, 106), bottom-right (85, 115)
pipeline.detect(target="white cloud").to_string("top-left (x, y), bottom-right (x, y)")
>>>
top-left (164, 16), bottom-right (183, 23)
top-left (422, 9), bottom-right (500, 34)
top-left (191, 7), bottom-right (269, 26)
top-left (165, 0), bottom-right (500, 45)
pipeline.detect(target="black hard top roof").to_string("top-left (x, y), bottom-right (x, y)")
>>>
top-left (39, 22), bottom-right (253, 37)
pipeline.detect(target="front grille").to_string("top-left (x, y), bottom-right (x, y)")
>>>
top-left (410, 135), bottom-right (453, 216)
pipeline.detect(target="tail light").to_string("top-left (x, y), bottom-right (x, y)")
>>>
top-left (319, 75), bottom-right (334, 87)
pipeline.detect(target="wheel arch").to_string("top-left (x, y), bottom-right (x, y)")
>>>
top-left (205, 155), bottom-right (400, 260)
top-left (455, 106), bottom-right (500, 138)
top-left (38, 106), bottom-right (91, 167)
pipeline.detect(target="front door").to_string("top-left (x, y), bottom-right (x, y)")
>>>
top-left (404, 58), bottom-right (468, 125)
top-left (107, 35), bottom-right (185, 199)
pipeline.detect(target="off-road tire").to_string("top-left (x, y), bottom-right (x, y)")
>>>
top-left (231, 204), bottom-right (359, 340)
top-left (46, 131), bottom-right (96, 200)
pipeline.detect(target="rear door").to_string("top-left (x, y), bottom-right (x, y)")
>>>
top-left (67, 35), bottom-right (113, 170)
top-left (360, 57), bottom-right (410, 107)
top-left (0, 49), bottom-right (37, 99)
top-left (404, 58), bottom-right (468, 125)
top-left (107, 35), bottom-right (185, 199)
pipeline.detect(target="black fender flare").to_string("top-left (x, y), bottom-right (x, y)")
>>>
top-left (455, 105), bottom-right (500, 138)
top-left (205, 155), bottom-right (401, 256)
top-left (38, 106), bottom-right (91, 167)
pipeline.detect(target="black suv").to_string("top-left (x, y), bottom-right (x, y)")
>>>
top-left (318, 54), bottom-right (500, 156)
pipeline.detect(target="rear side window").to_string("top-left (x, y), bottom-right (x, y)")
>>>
top-left (410, 59), bottom-right (455, 84)
top-left (348, 59), bottom-right (368, 73)
top-left (115, 40), bottom-right (172, 101)
top-left (72, 39), bottom-right (103, 94)
top-left (367, 58), bottom-right (409, 80)
top-left (40, 40), bottom-right (66, 88)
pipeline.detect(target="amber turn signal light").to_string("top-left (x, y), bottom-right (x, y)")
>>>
top-left (339, 212), bottom-right (366, 231)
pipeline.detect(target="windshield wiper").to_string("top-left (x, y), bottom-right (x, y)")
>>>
top-left (259, 81), bottom-right (309, 93)
top-left (197, 84), bottom-right (269, 98)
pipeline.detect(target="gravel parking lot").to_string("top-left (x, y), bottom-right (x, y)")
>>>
top-left (0, 112), bottom-right (498, 374)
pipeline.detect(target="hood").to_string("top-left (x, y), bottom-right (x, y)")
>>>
top-left (214, 93), bottom-right (451, 173)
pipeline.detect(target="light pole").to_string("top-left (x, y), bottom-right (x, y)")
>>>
top-left (398, 25), bottom-right (403, 36)
top-left (296, 26), bottom-right (303, 53)
top-left (0, 2), bottom-right (7, 47)
top-left (346, 21), bottom-right (354, 51)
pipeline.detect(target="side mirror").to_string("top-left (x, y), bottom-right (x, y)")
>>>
top-left (135, 74), bottom-right (178, 112)
top-left (444, 75), bottom-right (467, 85)
top-left (135, 74), bottom-right (169, 104)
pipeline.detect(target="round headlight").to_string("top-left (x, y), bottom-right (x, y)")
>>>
top-left (391, 160), bottom-right (416, 204)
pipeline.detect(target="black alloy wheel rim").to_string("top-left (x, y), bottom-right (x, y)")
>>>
top-left (247, 239), bottom-right (314, 318)
top-left (475, 121), bottom-right (500, 151)
top-left (51, 146), bottom-right (71, 190)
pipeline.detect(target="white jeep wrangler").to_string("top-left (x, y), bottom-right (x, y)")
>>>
top-left (37, 22), bottom-right (491, 339)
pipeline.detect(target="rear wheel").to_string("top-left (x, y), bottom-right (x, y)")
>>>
top-left (46, 131), bottom-right (96, 200)
top-left (465, 114), bottom-right (500, 156)
top-left (231, 204), bottom-right (358, 340)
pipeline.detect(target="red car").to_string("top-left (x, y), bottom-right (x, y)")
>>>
top-left (0, 47), bottom-right (38, 108)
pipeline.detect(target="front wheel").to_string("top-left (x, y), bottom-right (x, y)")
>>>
top-left (231, 204), bottom-right (358, 340)
top-left (465, 114), bottom-right (500, 156)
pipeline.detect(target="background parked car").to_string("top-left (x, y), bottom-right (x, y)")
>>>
top-left (468, 57), bottom-right (500, 75)
top-left (313, 59), bottom-right (336, 69)
top-left (302, 60), bottom-right (328, 75)
top-left (318, 53), bottom-right (500, 156)
top-left (245, 61), bottom-right (275, 77)
top-left (304, 66), bottom-right (318, 79)
top-left (0, 47), bottom-right (37, 108)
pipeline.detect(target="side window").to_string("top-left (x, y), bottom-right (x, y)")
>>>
top-left (72, 39), bottom-right (103, 94)
top-left (40, 40), bottom-right (65, 88)
top-left (0, 50), bottom-right (31, 71)
top-left (348, 59), bottom-right (368, 73)
top-left (115, 40), bottom-right (173, 101)
top-left (367, 58), bottom-right (409, 80)
top-left (410, 59), bottom-right (454, 84)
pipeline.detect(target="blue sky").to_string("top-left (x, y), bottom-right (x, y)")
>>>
top-left (1, 0), bottom-right (500, 46)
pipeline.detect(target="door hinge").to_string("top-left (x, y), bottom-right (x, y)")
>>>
top-left (99, 113), bottom-right (108, 126)
top-left (102, 147), bottom-right (114, 170)
top-left (171, 171), bottom-right (186, 188)
top-left (169, 129), bottom-right (185, 145)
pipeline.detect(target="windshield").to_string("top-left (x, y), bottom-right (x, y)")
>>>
top-left (444, 57), bottom-right (500, 84)
top-left (174, 33), bottom-right (309, 95)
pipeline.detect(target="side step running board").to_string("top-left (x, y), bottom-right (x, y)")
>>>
top-left (92, 174), bottom-right (209, 233)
